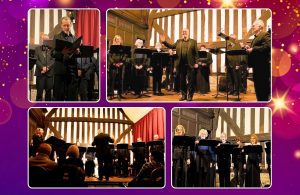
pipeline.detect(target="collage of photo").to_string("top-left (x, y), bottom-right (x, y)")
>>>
top-left (27, 8), bottom-right (272, 189)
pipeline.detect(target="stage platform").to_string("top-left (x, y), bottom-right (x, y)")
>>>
top-left (85, 176), bottom-right (133, 187)
top-left (110, 76), bottom-right (257, 102)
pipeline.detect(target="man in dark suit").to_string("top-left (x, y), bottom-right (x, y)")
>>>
top-left (77, 57), bottom-right (95, 101)
top-left (160, 28), bottom-right (199, 101)
top-left (227, 34), bottom-right (243, 96)
top-left (242, 19), bottom-right (271, 101)
top-left (92, 130), bottom-right (114, 181)
top-left (52, 16), bottom-right (79, 101)
top-left (35, 34), bottom-right (54, 101)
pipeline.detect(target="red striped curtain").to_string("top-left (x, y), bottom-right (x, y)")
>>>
top-left (132, 108), bottom-right (165, 143)
top-left (75, 10), bottom-right (99, 49)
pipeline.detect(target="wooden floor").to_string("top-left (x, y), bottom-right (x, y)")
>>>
top-left (85, 176), bottom-right (133, 187)
top-left (110, 76), bottom-right (257, 102)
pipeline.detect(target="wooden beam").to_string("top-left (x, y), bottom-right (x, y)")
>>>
top-left (119, 108), bottom-right (134, 123)
top-left (251, 108), bottom-right (255, 135)
top-left (115, 125), bottom-right (132, 144)
top-left (109, 10), bottom-right (148, 29)
top-left (150, 10), bottom-right (194, 19)
top-left (45, 108), bottom-right (58, 120)
top-left (49, 117), bottom-right (134, 125)
top-left (152, 21), bottom-right (171, 43)
top-left (211, 108), bottom-right (220, 139)
top-left (219, 108), bottom-right (243, 138)
top-left (147, 10), bottom-right (157, 47)
top-left (47, 123), bottom-right (62, 139)
top-left (29, 108), bottom-right (45, 128)
top-left (201, 10), bottom-right (205, 43)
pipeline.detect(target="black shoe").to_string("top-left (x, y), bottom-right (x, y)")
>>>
top-left (157, 92), bottom-right (164, 96)
top-left (179, 95), bottom-right (186, 101)
top-left (119, 94), bottom-right (125, 99)
top-left (136, 94), bottom-right (142, 98)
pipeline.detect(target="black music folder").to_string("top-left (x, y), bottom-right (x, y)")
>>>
top-left (132, 142), bottom-right (146, 147)
top-left (79, 45), bottom-right (94, 58)
top-left (216, 143), bottom-right (238, 153)
top-left (243, 145), bottom-right (263, 154)
top-left (110, 45), bottom-right (131, 55)
top-left (173, 136), bottom-right (194, 146)
top-left (198, 139), bottom-right (221, 147)
top-left (55, 36), bottom-right (82, 51)
top-left (117, 143), bottom-right (129, 149)
top-left (198, 51), bottom-right (208, 58)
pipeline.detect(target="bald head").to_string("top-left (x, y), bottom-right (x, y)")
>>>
top-left (182, 28), bottom-right (190, 40)
top-left (37, 143), bottom-right (52, 156)
top-left (252, 19), bottom-right (265, 35)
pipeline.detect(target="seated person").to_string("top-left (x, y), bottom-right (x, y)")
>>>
top-left (59, 145), bottom-right (86, 187)
top-left (29, 143), bottom-right (58, 186)
top-left (128, 150), bottom-right (164, 187)
top-left (30, 128), bottom-right (45, 156)
top-left (29, 143), bottom-right (58, 171)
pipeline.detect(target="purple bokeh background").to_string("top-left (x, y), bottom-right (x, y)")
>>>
top-left (0, 0), bottom-right (299, 194)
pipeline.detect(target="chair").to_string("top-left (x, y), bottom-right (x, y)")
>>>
top-left (150, 167), bottom-right (164, 187)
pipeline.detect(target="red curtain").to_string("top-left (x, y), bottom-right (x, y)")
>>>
top-left (76, 10), bottom-right (99, 49)
top-left (132, 108), bottom-right (165, 143)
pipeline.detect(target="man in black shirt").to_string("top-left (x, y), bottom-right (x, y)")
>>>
top-left (92, 130), bottom-right (114, 181)
top-left (52, 16), bottom-right (79, 101)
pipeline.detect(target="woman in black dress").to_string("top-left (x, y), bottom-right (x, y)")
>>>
top-left (245, 134), bottom-right (262, 187)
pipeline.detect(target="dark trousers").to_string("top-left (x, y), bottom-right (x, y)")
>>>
top-left (54, 75), bottom-right (78, 101)
top-left (79, 78), bottom-right (88, 101)
top-left (109, 68), bottom-right (123, 96)
top-left (227, 66), bottom-right (241, 93)
top-left (97, 156), bottom-right (112, 180)
top-left (179, 64), bottom-right (195, 97)
top-left (173, 158), bottom-right (188, 187)
top-left (253, 63), bottom-right (271, 101)
top-left (196, 168), bottom-right (209, 187)
top-left (165, 66), bottom-right (174, 90)
top-left (36, 75), bottom-right (53, 101)
top-left (218, 164), bottom-right (231, 187)
top-left (234, 163), bottom-right (245, 186)
top-left (152, 67), bottom-right (163, 93)
top-left (134, 69), bottom-right (146, 95)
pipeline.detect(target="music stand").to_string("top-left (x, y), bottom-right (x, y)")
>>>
top-left (134, 48), bottom-right (153, 98)
top-left (209, 48), bottom-right (226, 99)
top-left (226, 49), bottom-right (248, 101)
top-left (218, 32), bottom-right (231, 101)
